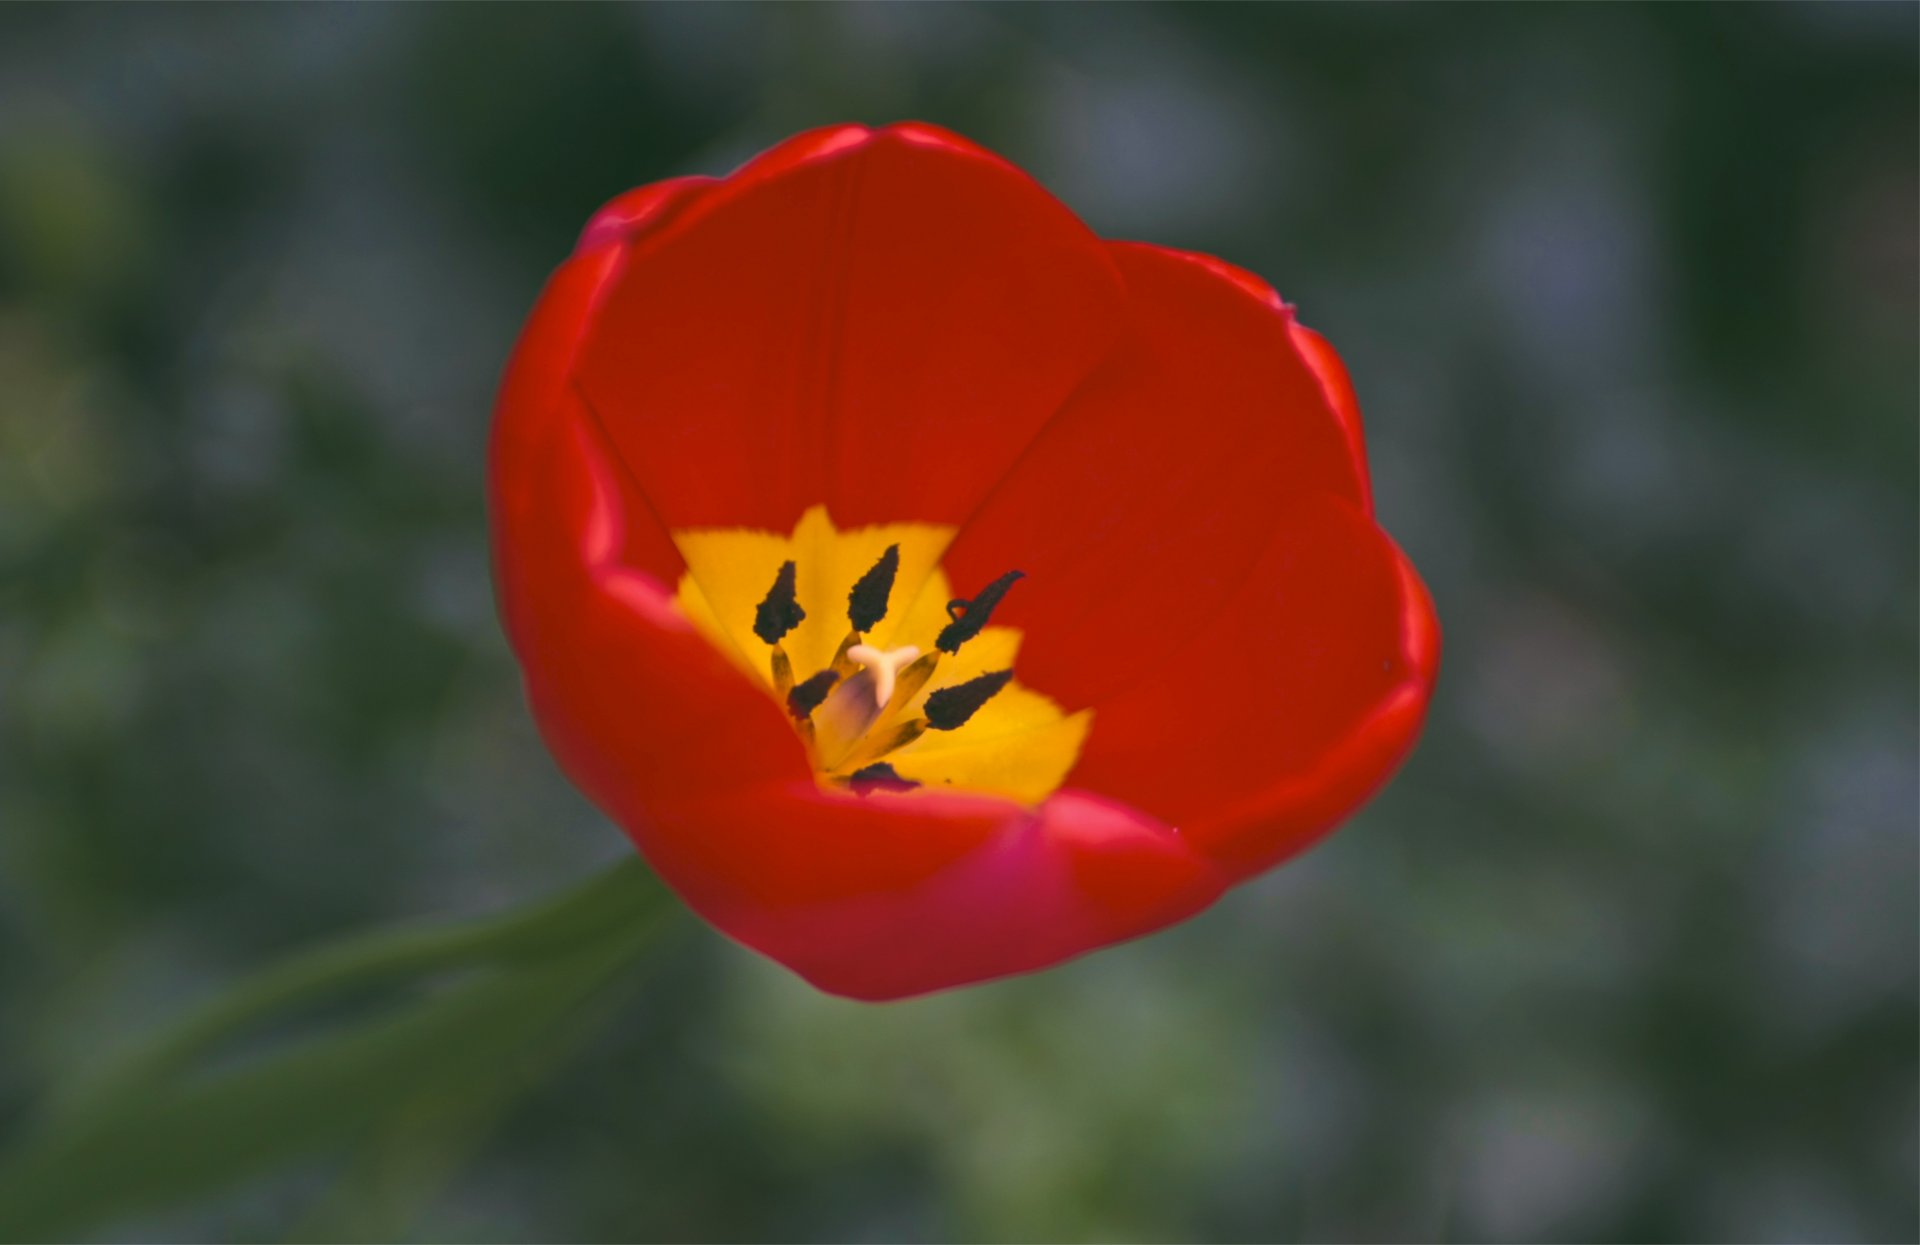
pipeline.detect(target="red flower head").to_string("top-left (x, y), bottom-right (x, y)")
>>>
top-left (490, 122), bottom-right (1439, 1001)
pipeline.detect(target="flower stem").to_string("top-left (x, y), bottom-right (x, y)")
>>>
top-left (60, 857), bottom-right (663, 1115)
top-left (0, 858), bottom-right (676, 1240)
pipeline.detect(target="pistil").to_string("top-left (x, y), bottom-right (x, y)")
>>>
top-left (845, 642), bottom-right (922, 708)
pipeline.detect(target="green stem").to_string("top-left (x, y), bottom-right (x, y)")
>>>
top-left (0, 859), bottom-right (678, 1241)
top-left (58, 858), bottom-right (661, 1115)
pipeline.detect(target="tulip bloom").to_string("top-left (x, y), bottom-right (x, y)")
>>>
top-left (490, 122), bottom-right (1439, 1000)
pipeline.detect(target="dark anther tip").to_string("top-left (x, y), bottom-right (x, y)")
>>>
top-left (935, 570), bottom-right (1024, 653)
top-left (847, 544), bottom-right (901, 632)
top-left (924, 668), bottom-right (1014, 730)
top-left (847, 761), bottom-right (918, 792)
top-left (786, 669), bottom-right (838, 719)
top-left (753, 560), bottom-right (806, 645)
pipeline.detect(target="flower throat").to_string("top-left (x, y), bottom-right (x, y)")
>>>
top-left (669, 506), bottom-right (1090, 804)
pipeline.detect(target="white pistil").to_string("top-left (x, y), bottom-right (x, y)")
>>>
top-left (846, 643), bottom-right (922, 709)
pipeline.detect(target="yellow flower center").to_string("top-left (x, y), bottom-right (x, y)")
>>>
top-left (671, 506), bottom-right (1090, 803)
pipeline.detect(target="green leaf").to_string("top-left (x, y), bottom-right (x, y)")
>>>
top-left (0, 860), bottom-right (674, 1241)
top-left (290, 926), bottom-right (664, 1243)
top-left (56, 859), bottom-right (661, 1117)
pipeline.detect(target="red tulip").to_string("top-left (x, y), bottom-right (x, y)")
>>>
top-left (490, 122), bottom-right (1439, 1000)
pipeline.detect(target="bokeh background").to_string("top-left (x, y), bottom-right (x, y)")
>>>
top-left (1, 4), bottom-right (1914, 1241)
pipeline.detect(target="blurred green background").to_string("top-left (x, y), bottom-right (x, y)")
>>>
top-left (1, 4), bottom-right (1914, 1241)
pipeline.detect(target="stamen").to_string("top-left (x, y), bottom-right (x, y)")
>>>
top-left (889, 651), bottom-right (941, 710)
top-left (924, 669), bottom-right (1013, 730)
top-left (786, 670), bottom-right (838, 719)
top-left (769, 645), bottom-right (795, 698)
top-left (753, 560), bottom-right (806, 645)
top-left (846, 762), bottom-right (918, 792)
top-left (936, 570), bottom-right (1023, 653)
top-left (828, 631), bottom-right (861, 679)
top-left (836, 717), bottom-right (930, 772)
top-left (847, 544), bottom-right (900, 632)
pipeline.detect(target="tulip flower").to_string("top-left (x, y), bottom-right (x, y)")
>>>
top-left (490, 122), bottom-right (1439, 1000)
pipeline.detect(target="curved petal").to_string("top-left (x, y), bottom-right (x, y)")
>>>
top-left (650, 785), bottom-right (1226, 1000)
top-left (491, 174), bottom-right (715, 586)
top-left (1287, 319), bottom-right (1374, 515)
top-left (1064, 491), bottom-right (1439, 879)
top-left (492, 182), bottom-right (806, 799)
top-left (1134, 245), bottom-right (1375, 514)
top-left (930, 241), bottom-right (1367, 708)
top-left (571, 122), bottom-right (1128, 535)
top-left (574, 174), bottom-right (716, 255)
top-left (495, 384), bottom-right (808, 810)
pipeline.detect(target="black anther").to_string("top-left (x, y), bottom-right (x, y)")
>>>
top-left (924, 669), bottom-right (1014, 730)
top-left (847, 544), bottom-right (900, 632)
top-left (847, 762), bottom-right (918, 792)
top-left (786, 670), bottom-right (838, 719)
top-left (935, 570), bottom-right (1023, 653)
top-left (753, 560), bottom-right (806, 645)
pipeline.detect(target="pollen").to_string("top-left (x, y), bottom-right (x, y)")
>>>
top-left (669, 506), bottom-right (1092, 805)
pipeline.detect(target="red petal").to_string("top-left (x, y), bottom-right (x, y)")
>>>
top-left (1131, 245), bottom-right (1375, 514)
top-left (651, 785), bottom-right (1226, 1000)
top-left (571, 122), bottom-right (1127, 532)
top-left (1064, 491), bottom-right (1439, 879)
top-left (935, 241), bottom-right (1367, 708)
top-left (573, 174), bottom-right (715, 255)
top-left (1287, 320), bottom-right (1375, 515)
top-left (493, 192), bottom-right (807, 801)
top-left (495, 383), bottom-right (807, 811)
top-left (492, 175), bottom-right (713, 586)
